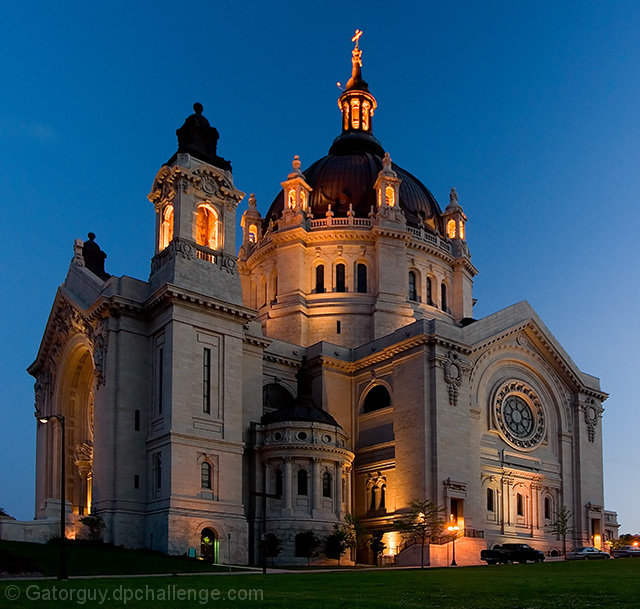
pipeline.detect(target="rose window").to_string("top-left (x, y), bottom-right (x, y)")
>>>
top-left (494, 381), bottom-right (545, 449)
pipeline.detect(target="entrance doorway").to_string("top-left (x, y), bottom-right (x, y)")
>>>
top-left (201, 528), bottom-right (218, 562)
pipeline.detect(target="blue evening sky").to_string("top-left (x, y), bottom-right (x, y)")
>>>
top-left (1, 1), bottom-right (638, 532)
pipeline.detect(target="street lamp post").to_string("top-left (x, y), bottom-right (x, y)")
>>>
top-left (447, 522), bottom-right (459, 567)
top-left (38, 414), bottom-right (68, 580)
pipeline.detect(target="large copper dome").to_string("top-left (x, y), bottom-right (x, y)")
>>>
top-left (264, 148), bottom-right (442, 229)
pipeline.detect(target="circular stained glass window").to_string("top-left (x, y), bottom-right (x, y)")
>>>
top-left (494, 381), bottom-right (545, 449)
top-left (502, 395), bottom-right (534, 438)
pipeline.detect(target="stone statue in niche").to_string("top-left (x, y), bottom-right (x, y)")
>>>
top-left (176, 103), bottom-right (232, 172)
top-left (82, 233), bottom-right (111, 280)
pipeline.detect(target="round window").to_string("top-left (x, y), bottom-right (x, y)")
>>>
top-left (296, 431), bottom-right (308, 441)
top-left (494, 381), bottom-right (545, 449)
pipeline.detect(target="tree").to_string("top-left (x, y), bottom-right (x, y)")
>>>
top-left (394, 499), bottom-right (445, 569)
top-left (79, 514), bottom-right (105, 542)
top-left (264, 532), bottom-right (282, 566)
top-left (344, 513), bottom-right (366, 567)
top-left (368, 530), bottom-right (386, 566)
top-left (295, 530), bottom-right (321, 567)
top-left (325, 525), bottom-right (349, 565)
top-left (547, 506), bottom-right (574, 559)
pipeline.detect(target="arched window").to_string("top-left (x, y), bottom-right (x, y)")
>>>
top-left (288, 189), bottom-right (296, 209)
top-left (196, 204), bottom-right (219, 249)
top-left (356, 263), bottom-right (367, 293)
top-left (322, 472), bottom-right (332, 498)
top-left (315, 265), bottom-right (325, 294)
top-left (248, 224), bottom-right (257, 244)
top-left (441, 283), bottom-right (447, 312)
top-left (300, 190), bottom-right (307, 210)
top-left (447, 219), bottom-right (456, 239)
top-left (487, 488), bottom-right (495, 512)
top-left (350, 98), bottom-right (360, 129)
top-left (459, 220), bottom-right (465, 240)
top-left (379, 484), bottom-right (386, 510)
top-left (342, 102), bottom-right (350, 130)
top-left (408, 271), bottom-right (418, 301)
top-left (201, 462), bottom-right (212, 490)
top-left (336, 263), bottom-right (346, 292)
top-left (363, 385), bottom-right (391, 413)
top-left (544, 497), bottom-right (551, 520)
top-left (385, 185), bottom-right (395, 207)
top-left (297, 469), bottom-right (308, 496)
top-left (262, 383), bottom-right (294, 411)
top-left (362, 100), bottom-right (371, 130)
top-left (426, 277), bottom-right (433, 305)
top-left (516, 493), bottom-right (524, 517)
top-left (160, 205), bottom-right (174, 251)
top-left (370, 486), bottom-right (377, 511)
top-left (275, 468), bottom-right (283, 498)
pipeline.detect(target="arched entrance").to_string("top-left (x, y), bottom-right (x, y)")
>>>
top-left (55, 341), bottom-right (95, 516)
top-left (200, 527), bottom-right (218, 562)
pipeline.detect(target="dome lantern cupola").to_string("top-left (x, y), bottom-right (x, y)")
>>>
top-left (331, 31), bottom-right (383, 157)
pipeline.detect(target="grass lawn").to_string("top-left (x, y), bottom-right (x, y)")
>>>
top-left (0, 540), bottom-right (232, 577)
top-left (2, 559), bottom-right (640, 608)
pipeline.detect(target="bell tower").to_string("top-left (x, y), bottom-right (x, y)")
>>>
top-left (148, 103), bottom-right (245, 304)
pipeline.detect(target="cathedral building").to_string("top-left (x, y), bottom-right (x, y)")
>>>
top-left (25, 37), bottom-right (613, 565)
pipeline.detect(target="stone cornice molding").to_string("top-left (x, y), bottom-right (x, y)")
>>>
top-left (144, 284), bottom-right (255, 322)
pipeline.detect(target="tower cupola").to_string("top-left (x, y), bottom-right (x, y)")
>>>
top-left (330, 31), bottom-right (383, 156)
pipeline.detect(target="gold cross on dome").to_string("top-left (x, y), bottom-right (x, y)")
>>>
top-left (352, 29), bottom-right (363, 48)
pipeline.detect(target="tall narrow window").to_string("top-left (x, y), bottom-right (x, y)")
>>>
top-left (370, 486), bottom-right (377, 511)
top-left (357, 263), bottom-right (367, 293)
top-left (322, 472), bottom-right (332, 498)
top-left (203, 348), bottom-right (211, 414)
top-left (408, 271), bottom-right (417, 301)
top-left (544, 497), bottom-right (551, 520)
top-left (154, 455), bottom-right (162, 491)
top-left (351, 98), bottom-right (360, 129)
top-left (447, 219), bottom-right (456, 239)
top-left (288, 189), bottom-right (296, 209)
top-left (315, 265), bottom-right (325, 294)
top-left (426, 277), bottom-right (433, 305)
top-left (487, 488), bottom-right (495, 512)
top-left (201, 462), bottom-right (212, 490)
top-left (517, 493), bottom-right (524, 516)
top-left (336, 320), bottom-right (341, 334)
top-left (297, 469), bottom-right (308, 496)
top-left (134, 409), bottom-right (140, 431)
top-left (336, 264), bottom-right (346, 292)
top-left (385, 185), bottom-right (395, 207)
top-left (379, 484), bottom-right (386, 510)
top-left (441, 283), bottom-right (447, 312)
top-left (134, 474), bottom-right (140, 489)
top-left (248, 224), bottom-right (257, 243)
top-left (157, 347), bottom-right (164, 415)
top-left (362, 100), bottom-right (370, 130)
top-left (160, 204), bottom-right (174, 251)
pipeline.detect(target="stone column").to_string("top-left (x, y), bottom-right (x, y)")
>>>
top-left (346, 466), bottom-right (352, 514)
top-left (283, 458), bottom-right (293, 514)
top-left (312, 458), bottom-right (321, 515)
top-left (336, 462), bottom-right (344, 518)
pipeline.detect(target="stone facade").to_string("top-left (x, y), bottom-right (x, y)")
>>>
top-left (22, 41), bottom-right (614, 566)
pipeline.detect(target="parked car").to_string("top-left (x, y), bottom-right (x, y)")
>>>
top-left (612, 545), bottom-right (640, 558)
top-left (481, 543), bottom-right (545, 564)
top-left (566, 546), bottom-right (611, 560)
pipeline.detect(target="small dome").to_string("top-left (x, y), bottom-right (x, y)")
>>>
top-left (260, 403), bottom-right (340, 426)
top-left (265, 152), bottom-right (442, 229)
